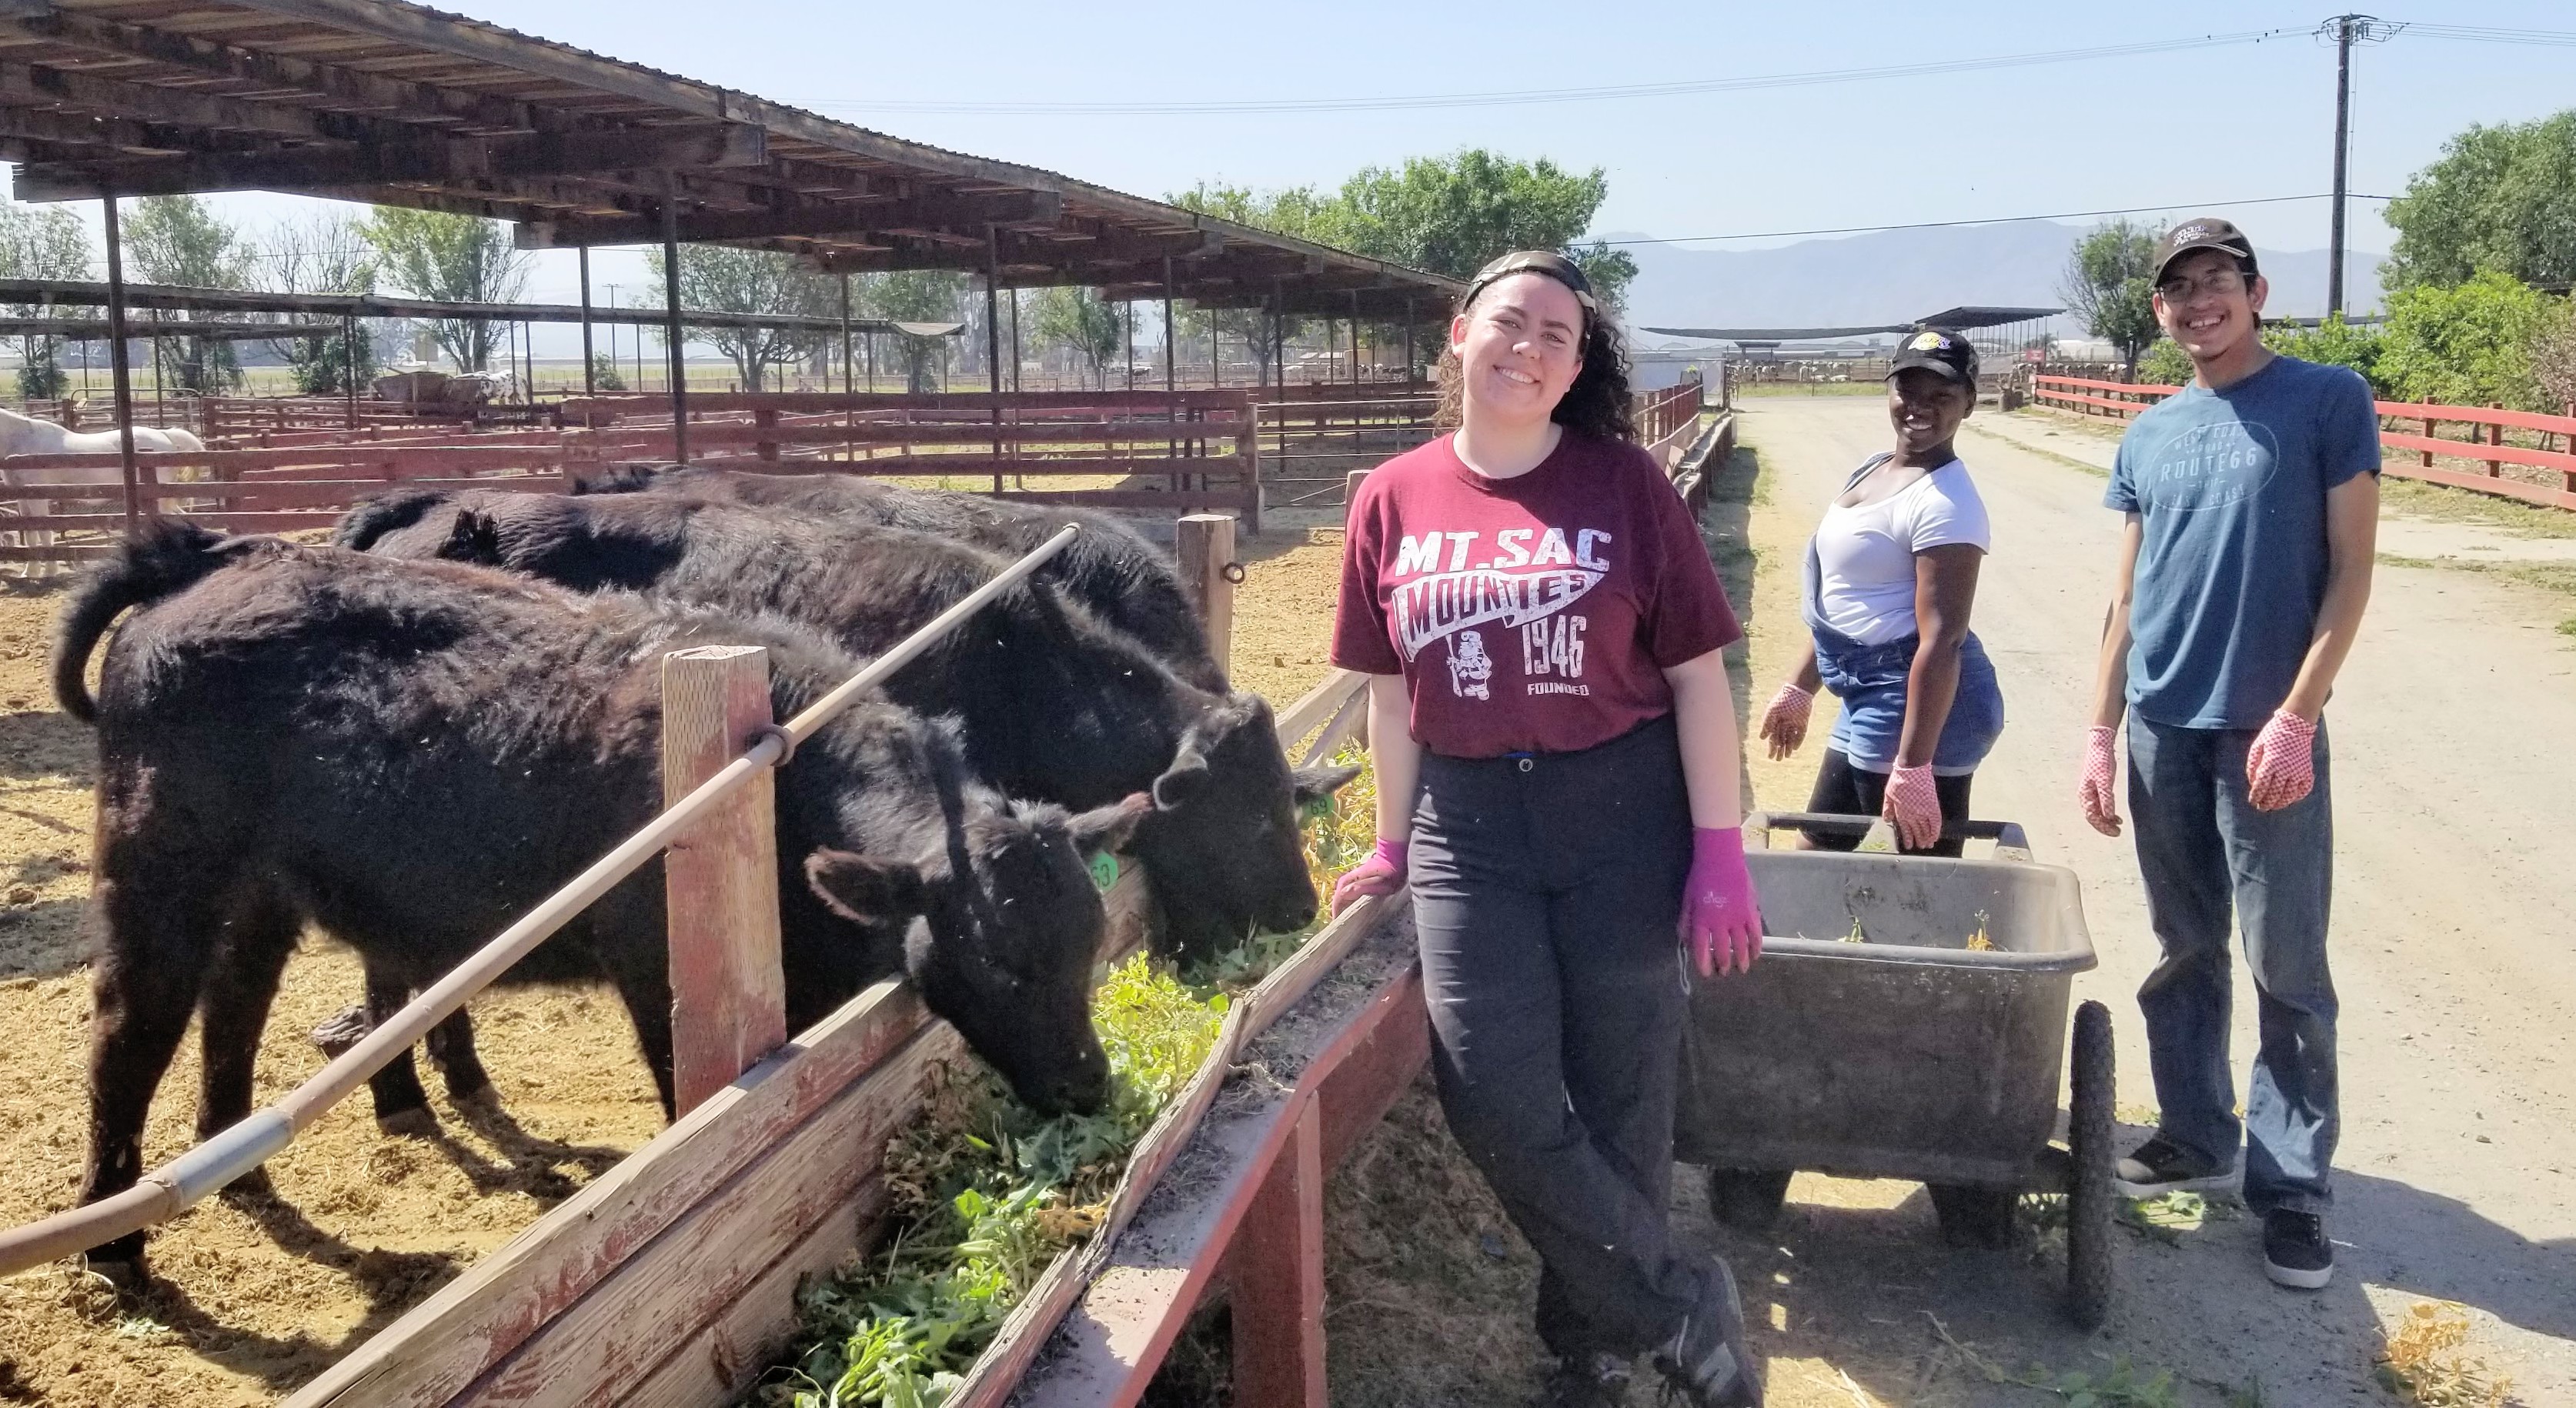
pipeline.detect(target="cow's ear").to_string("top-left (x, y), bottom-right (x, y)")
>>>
top-left (1151, 751), bottom-right (1211, 811)
top-left (1067, 792), bottom-right (1152, 858)
top-left (1291, 761), bottom-right (1363, 806)
top-left (442, 507), bottom-right (503, 564)
top-left (804, 849), bottom-right (934, 924)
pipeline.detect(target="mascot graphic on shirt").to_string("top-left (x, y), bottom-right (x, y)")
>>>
top-left (1388, 526), bottom-right (1607, 706)
top-left (1446, 629), bottom-right (1495, 700)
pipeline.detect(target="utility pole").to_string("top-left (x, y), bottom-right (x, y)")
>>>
top-left (2319, 14), bottom-right (2397, 320)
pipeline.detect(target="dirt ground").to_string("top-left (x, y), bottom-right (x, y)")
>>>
top-left (0, 513), bottom-right (1356, 1407)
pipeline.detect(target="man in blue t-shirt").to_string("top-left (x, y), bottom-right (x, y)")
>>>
top-left (2078, 217), bottom-right (2380, 1292)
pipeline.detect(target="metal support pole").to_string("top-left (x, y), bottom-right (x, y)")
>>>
top-left (1124, 300), bottom-right (1134, 392)
top-left (986, 227), bottom-right (1004, 492)
top-left (1350, 292), bottom-right (1362, 386)
top-left (839, 274), bottom-right (854, 396)
top-left (579, 245), bottom-right (596, 395)
top-left (101, 189), bottom-right (139, 529)
top-left (342, 313), bottom-right (359, 428)
top-left (661, 175), bottom-right (689, 462)
top-left (1404, 298), bottom-right (1416, 389)
top-left (1163, 255), bottom-right (1178, 479)
top-left (1008, 286), bottom-right (1021, 394)
top-left (2327, 14), bottom-right (2354, 319)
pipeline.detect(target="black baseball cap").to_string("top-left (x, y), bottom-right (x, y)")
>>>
top-left (1462, 250), bottom-right (1598, 322)
top-left (1889, 326), bottom-right (1979, 385)
top-left (2152, 217), bottom-right (2259, 283)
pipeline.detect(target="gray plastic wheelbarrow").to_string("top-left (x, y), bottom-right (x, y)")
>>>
top-left (1675, 812), bottom-right (2117, 1328)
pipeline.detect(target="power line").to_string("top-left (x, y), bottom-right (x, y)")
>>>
top-left (2395, 22), bottom-right (2576, 46)
top-left (807, 30), bottom-right (2303, 115)
top-left (1599, 193), bottom-right (2397, 249)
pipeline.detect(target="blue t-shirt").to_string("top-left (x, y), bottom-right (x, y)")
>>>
top-left (2106, 355), bottom-right (2381, 729)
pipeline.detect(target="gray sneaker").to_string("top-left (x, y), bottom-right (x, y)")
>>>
top-left (1542, 1353), bottom-right (1632, 1407)
top-left (1652, 1266), bottom-right (1761, 1407)
top-left (2112, 1134), bottom-right (2240, 1200)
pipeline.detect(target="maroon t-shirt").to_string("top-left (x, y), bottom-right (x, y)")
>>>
top-left (1330, 431), bottom-right (1742, 759)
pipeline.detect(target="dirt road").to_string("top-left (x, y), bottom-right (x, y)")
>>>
top-left (1724, 395), bottom-right (2575, 1405)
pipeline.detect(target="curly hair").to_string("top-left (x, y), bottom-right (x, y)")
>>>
top-left (1432, 281), bottom-right (1638, 444)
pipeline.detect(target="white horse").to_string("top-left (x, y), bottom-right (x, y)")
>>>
top-left (0, 402), bottom-right (206, 568)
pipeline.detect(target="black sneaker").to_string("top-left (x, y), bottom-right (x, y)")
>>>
top-left (2262, 1209), bottom-right (2334, 1290)
top-left (1652, 1265), bottom-right (1762, 1407)
top-left (1542, 1352), bottom-right (1632, 1407)
top-left (2112, 1134), bottom-right (2240, 1199)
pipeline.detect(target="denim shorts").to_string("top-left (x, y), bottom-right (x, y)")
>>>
top-left (1814, 621), bottom-right (2005, 776)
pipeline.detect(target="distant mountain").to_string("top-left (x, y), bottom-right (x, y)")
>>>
top-left (1609, 220), bottom-right (2384, 339)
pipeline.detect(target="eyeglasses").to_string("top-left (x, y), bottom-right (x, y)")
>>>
top-left (2157, 269), bottom-right (2250, 301)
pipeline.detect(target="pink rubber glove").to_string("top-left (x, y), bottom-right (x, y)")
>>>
top-left (1329, 837), bottom-right (1406, 916)
top-left (1758, 682), bottom-right (1813, 761)
top-left (1679, 826), bottom-right (1762, 977)
top-left (2245, 709), bottom-right (2317, 812)
top-left (1883, 764), bottom-right (1943, 852)
top-left (2080, 726), bottom-right (2123, 836)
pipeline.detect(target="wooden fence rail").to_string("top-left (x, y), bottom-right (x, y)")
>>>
top-left (2033, 375), bottom-right (2576, 512)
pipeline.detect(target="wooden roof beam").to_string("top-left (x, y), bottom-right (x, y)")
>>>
top-left (518, 188), bottom-right (1061, 249)
top-left (0, 56), bottom-right (348, 141)
top-left (0, 6), bottom-right (553, 133)
top-left (13, 121), bottom-right (764, 200)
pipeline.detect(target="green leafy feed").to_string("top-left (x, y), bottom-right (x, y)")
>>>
top-left (760, 748), bottom-right (1375, 1407)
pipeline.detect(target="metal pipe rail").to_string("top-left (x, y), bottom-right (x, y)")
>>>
top-left (0, 524), bottom-right (1079, 1277)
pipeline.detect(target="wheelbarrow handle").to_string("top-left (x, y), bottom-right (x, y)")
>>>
top-left (1742, 810), bottom-right (2034, 863)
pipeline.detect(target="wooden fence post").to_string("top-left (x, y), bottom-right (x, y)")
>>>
top-left (660, 645), bottom-right (787, 1118)
top-left (756, 405), bottom-right (780, 463)
top-left (1229, 1099), bottom-right (1325, 1408)
top-left (2423, 402), bottom-right (2437, 469)
top-left (1344, 469), bottom-right (1369, 525)
top-left (2486, 403), bottom-right (2503, 477)
top-left (1175, 513), bottom-right (1236, 680)
top-left (1238, 406), bottom-right (1262, 538)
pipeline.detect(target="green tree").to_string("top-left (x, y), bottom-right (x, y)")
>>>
top-left (1031, 285), bottom-right (1122, 388)
top-left (2383, 112), bottom-right (2576, 291)
top-left (123, 195), bottom-right (251, 392)
top-left (1173, 150), bottom-right (1637, 310)
top-left (860, 271), bottom-right (967, 392)
top-left (2263, 315), bottom-right (2384, 388)
top-left (590, 352), bottom-right (627, 392)
top-left (257, 212), bottom-right (377, 395)
top-left (2136, 338), bottom-right (2193, 388)
top-left (2059, 219), bottom-right (2161, 380)
top-left (2374, 269), bottom-right (2552, 409)
top-left (358, 208), bottom-right (530, 371)
top-left (649, 245), bottom-right (834, 391)
top-left (2527, 295), bottom-right (2576, 416)
top-left (0, 200), bottom-right (93, 399)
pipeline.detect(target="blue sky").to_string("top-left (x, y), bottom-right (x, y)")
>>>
top-left (29, 2), bottom-right (2571, 351)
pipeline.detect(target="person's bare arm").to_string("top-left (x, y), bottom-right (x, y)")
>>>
top-left (1664, 649), bottom-right (1746, 829)
top-left (1365, 672), bottom-right (1421, 845)
top-left (2089, 515), bottom-right (2144, 729)
top-left (2280, 474), bottom-right (2379, 719)
top-left (1892, 544), bottom-right (1984, 769)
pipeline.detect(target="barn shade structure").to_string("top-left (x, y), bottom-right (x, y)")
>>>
top-left (0, 0), bottom-right (1463, 513)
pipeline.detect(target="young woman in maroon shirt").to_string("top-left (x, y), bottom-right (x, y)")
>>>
top-left (1328, 252), bottom-right (1764, 1408)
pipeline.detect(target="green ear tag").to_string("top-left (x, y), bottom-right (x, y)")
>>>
top-left (1088, 852), bottom-right (1121, 893)
top-left (1300, 793), bottom-right (1338, 825)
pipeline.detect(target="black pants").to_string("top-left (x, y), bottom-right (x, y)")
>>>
top-left (1408, 714), bottom-right (1716, 1360)
top-left (1801, 749), bottom-right (1976, 858)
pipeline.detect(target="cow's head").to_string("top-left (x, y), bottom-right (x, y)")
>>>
top-left (1130, 693), bottom-right (1360, 968)
top-left (803, 792), bottom-right (1147, 1116)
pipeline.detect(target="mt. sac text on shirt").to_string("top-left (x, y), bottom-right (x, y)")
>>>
top-left (1385, 526), bottom-right (1607, 668)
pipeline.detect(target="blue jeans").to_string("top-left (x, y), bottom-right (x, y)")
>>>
top-left (1812, 622), bottom-right (2006, 776)
top-left (2127, 714), bottom-right (2338, 1214)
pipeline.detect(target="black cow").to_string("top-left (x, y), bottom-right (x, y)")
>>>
top-left (566, 464), bottom-right (1227, 692)
top-left (339, 488), bottom-right (1352, 963)
top-left (54, 522), bottom-right (1140, 1269)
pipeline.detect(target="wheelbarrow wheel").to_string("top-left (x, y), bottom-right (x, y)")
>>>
top-left (2066, 999), bottom-right (2116, 1330)
top-left (1705, 1168), bottom-right (1793, 1232)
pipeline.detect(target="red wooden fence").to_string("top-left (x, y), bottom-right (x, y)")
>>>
top-left (2033, 375), bottom-right (2576, 512)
